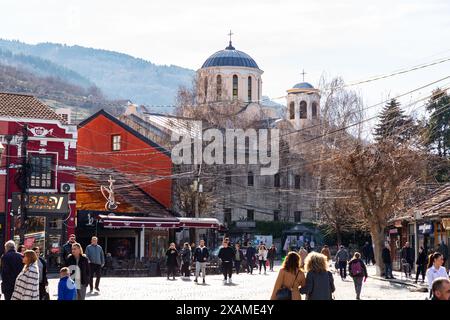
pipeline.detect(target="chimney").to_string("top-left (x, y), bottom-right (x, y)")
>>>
top-left (125, 101), bottom-right (138, 115)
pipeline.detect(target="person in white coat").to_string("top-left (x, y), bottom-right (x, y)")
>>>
top-left (11, 250), bottom-right (40, 300)
top-left (426, 252), bottom-right (449, 298)
top-left (257, 243), bottom-right (268, 275)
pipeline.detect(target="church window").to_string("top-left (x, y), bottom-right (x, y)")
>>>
top-left (216, 75), bottom-right (222, 100)
top-left (204, 77), bottom-right (208, 100)
top-left (312, 102), bottom-right (318, 118)
top-left (248, 76), bottom-right (252, 102)
top-left (289, 102), bottom-right (295, 119)
top-left (300, 101), bottom-right (307, 119)
top-left (247, 171), bottom-right (254, 186)
top-left (257, 78), bottom-right (260, 101)
top-left (233, 75), bottom-right (238, 99)
top-left (274, 173), bottom-right (280, 188)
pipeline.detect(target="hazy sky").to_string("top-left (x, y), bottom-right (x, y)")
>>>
top-left (2, 0), bottom-right (450, 121)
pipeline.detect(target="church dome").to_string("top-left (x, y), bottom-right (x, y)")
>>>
top-left (293, 82), bottom-right (314, 89)
top-left (201, 42), bottom-right (259, 69)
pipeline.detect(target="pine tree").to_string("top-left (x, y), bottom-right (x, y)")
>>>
top-left (374, 98), bottom-right (414, 142)
top-left (425, 88), bottom-right (450, 157)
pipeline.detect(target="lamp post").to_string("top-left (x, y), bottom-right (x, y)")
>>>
top-left (0, 135), bottom-right (12, 242)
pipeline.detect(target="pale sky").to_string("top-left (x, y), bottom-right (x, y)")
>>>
top-left (2, 0), bottom-right (450, 122)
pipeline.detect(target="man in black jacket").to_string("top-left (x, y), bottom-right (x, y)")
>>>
top-left (62, 234), bottom-right (76, 266)
top-left (245, 242), bottom-right (257, 274)
top-left (33, 246), bottom-right (49, 300)
top-left (401, 242), bottom-right (414, 278)
top-left (382, 244), bottom-right (394, 279)
top-left (218, 240), bottom-right (235, 284)
top-left (0, 240), bottom-right (23, 300)
top-left (193, 240), bottom-right (209, 284)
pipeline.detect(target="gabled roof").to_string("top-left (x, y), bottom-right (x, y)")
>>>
top-left (78, 109), bottom-right (171, 157)
top-left (0, 92), bottom-right (65, 122)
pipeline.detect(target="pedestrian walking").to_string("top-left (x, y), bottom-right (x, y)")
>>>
top-left (437, 241), bottom-right (448, 269)
top-left (0, 240), bottom-right (24, 300)
top-left (66, 243), bottom-right (90, 300)
top-left (245, 241), bottom-right (257, 274)
top-left (62, 234), bottom-right (76, 266)
top-left (415, 246), bottom-right (427, 283)
top-left (193, 240), bottom-right (209, 284)
top-left (17, 245), bottom-right (26, 255)
top-left (271, 251), bottom-right (306, 300)
top-left (257, 243), bottom-right (268, 274)
top-left (104, 253), bottom-right (113, 276)
top-left (267, 244), bottom-right (277, 272)
top-left (382, 243), bottom-right (394, 279)
top-left (335, 245), bottom-right (350, 280)
top-left (298, 247), bottom-right (308, 268)
top-left (426, 252), bottom-right (449, 298)
top-left (180, 242), bottom-right (192, 278)
top-left (166, 242), bottom-right (179, 280)
top-left (305, 241), bottom-right (312, 253)
top-left (234, 243), bottom-right (244, 274)
top-left (401, 242), bottom-right (414, 278)
top-left (58, 267), bottom-right (77, 300)
top-left (11, 250), bottom-right (40, 300)
top-left (362, 242), bottom-right (373, 266)
top-left (348, 252), bottom-right (368, 300)
top-left (320, 245), bottom-right (331, 266)
top-left (218, 240), bottom-right (235, 284)
top-left (32, 247), bottom-right (49, 300)
top-left (85, 236), bottom-right (105, 293)
top-left (429, 278), bottom-right (450, 300)
top-left (300, 252), bottom-right (335, 300)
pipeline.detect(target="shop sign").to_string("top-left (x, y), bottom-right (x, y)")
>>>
top-left (12, 193), bottom-right (69, 214)
top-left (235, 221), bottom-right (256, 228)
top-left (442, 218), bottom-right (450, 231)
top-left (418, 223), bottom-right (434, 234)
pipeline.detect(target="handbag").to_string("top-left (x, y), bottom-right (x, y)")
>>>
top-left (276, 270), bottom-right (300, 300)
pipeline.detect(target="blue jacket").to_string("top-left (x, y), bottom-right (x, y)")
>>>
top-left (0, 249), bottom-right (24, 295)
top-left (58, 276), bottom-right (77, 300)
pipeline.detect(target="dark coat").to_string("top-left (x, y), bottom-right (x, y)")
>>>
top-left (382, 247), bottom-right (392, 264)
top-left (166, 248), bottom-right (179, 267)
top-left (362, 244), bottom-right (373, 258)
top-left (0, 249), bottom-right (23, 295)
top-left (193, 247), bottom-right (209, 262)
top-left (234, 249), bottom-right (245, 262)
top-left (267, 248), bottom-right (277, 260)
top-left (62, 241), bottom-right (73, 264)
top-left (348, 258), bottom-right (368, 278)
top-left (416, 250), bottom-right (427, 266)
top-left (38, 256), bottom-right (48, 285)
top-left (181, 248), bottom-right (191, 264)
top-left (245, 246), bottom-right (257, 262)
top-left (299, 271), bottom-right (335, 300)
top-left (66, 254), bottom-right (90, 286)
top-left (218, 247), bottom-right (235, 262)
top-left (401, 246), bottom-right (414, 264)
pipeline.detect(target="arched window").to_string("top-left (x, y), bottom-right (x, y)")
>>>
top-left (312, 101), bottom-right (318, 118)
top-left (274, 173), bottom-right (280, 188)
top-left (247, 171), bottom-right (254, 186)
top-left (300, 101), bottom-right (307, 119)
top-left (289, 102), bottom-right (295, 119)
top-left (216, 75), bottom-right (222, 101)
top-left (204, 77), bottom-right (208, 100)
top-left (257, 78), bottom-right (261, 101)
top-left (248, 76), bottom-right (252, 102)
top-left (233, 75), bottom-right (238, 99)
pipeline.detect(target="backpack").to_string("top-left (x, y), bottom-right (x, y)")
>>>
top-left (351, 260), bottom-right (363, 276)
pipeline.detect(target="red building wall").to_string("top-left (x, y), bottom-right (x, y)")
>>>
top-left (0, 118), bottom-right (77, 241)
top-left (77, 111), bottom-right (172, 209)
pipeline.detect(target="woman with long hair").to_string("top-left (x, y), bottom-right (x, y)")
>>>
top-left (66, 242), bottom-right (90, 300)
top-left (348, 252), bottom-right (368, 300)
top-left (426, 252), bottom-right (448, 296)
top-left (11, 250), bottom-right (40, 300)
top-left (271, 251), bottom-right (305, 300)
top-left (166, 242), bottom-right (179, 280)
top-left (257, 243), bottom-right (268, 275)
top-left (300, 252), bottom-right (335, 300)
top-left (180, 242), bottom-right (191, 279)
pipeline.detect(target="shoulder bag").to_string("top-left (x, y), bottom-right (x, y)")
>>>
top-left (276, 270), bottom-right (300, 300)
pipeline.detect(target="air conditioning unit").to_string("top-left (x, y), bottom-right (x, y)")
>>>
top-left (61, 183), bottom-right (75, 193)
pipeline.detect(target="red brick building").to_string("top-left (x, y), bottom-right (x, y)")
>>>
top-left (0, 93), bottom-right (77, 270)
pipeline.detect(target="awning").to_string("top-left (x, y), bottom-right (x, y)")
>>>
top-left (99, 215), bottom-right (179, 229)
top-left (178, 217), bottom-right (221, 229)
top-left (98, 215), bottom-right (222, 229)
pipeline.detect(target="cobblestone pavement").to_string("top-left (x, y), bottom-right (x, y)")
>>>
top-left (45, 264), bottom-right (428, 300)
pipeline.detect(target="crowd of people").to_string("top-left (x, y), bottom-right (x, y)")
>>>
top-left (165, 238), bottom-right (278, 285)
top-left (0, 234), bottom-right (105, 300)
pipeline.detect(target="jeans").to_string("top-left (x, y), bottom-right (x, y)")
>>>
top-left (269, 259), bottom-right (275, 271)
top-left (89, 263), bottom-right (102, 291)
top-left (77, 285), bottom-right (87, 300)
top-left (234, 261), bottom-right (241, 274)
top-left (415, 265), bottom-right (425, 282)
top-left (352, 277), bottom-right (364, 299)
top-left (259, 259), bottom-right (267, 273)
top-left (384, 263), bottom-right (393, 278)
top-left (222, 262), bottom-right (233, 280)
top-left (195, 262), bottom-right (207, 280)
top-left (338, 261), bottom-right (347, 279)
